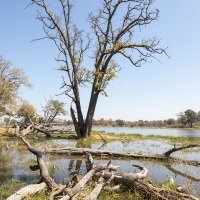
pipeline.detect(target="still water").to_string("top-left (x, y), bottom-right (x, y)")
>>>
top-left (0, 137), bottom-right (200, 197)
top-left (92, 127), bottom-right (200, 137)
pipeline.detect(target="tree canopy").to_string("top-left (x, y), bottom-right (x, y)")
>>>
top-left (177, 109), bottom-right (199, 128)
top-left (0, 56), bottom-right (32, 117)
top-left (30, 0), bottom-right (167, 138)
top-left (40, 98), bottom-right (67, 125)
top-left (17, 100), bottom-right (36, 123)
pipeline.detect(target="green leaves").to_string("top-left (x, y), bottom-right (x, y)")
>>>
top-left (0, 56), bottom-right (32, 117)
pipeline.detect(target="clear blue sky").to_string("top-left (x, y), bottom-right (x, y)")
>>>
top-left (1, 0), bottom-right (200, 121)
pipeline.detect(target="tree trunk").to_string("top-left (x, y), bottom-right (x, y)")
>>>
top-left (83, 92), bottom-right (99, 138)
top-left (70, 107), bottom-right (83, 139)
top-left (72, 90), bottom-right (99, 139)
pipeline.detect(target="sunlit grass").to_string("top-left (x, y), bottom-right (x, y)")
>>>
top-left (0, 179), bottom-right (26, 200)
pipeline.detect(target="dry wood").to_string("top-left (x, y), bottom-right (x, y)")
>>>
top-left (46, 146), bottom-right (200, 166)
top-left (6, 182), bottom-right (46, 200)
top-left (98, 133), bottom-right (107, 143)
top-left (163, 144), bottom-right (200, 157)
top-left (60, 163), bottom-right (119, 200)
top-left (50, 185), bottom-right (66, 200)
top-left (104, 184), bottom-right (122, 192)
top-left (11, 137), bottom-right (200, 200)
top-left (32, 125), bottom-right (52, 137)
top-left (85, 171), bottom-right (115, 200)
top-left (19, 136), bottom-right (57, 189)
top-left (97, 171), bottom-right (199, 200)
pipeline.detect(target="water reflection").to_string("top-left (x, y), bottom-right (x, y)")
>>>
top-left (0, 138), bottom-right (200, 196)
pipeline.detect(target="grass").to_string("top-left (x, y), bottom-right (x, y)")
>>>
top-left (0, 179), bottom-right (26, 200)
top-left (23, 188), bottom-right (50, 200)
top-left (1, 126), bottom-right (200, 145)
top-left (1, 126), bottom-right (200, 199)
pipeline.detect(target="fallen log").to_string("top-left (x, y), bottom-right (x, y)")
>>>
top-left (163, 144), bottom-right (200, 157)
top-left (96, 171), bottom-right (199, 200)
top-left (45, 145), bottom-right (200, 166)
top-left (84, 172), bottom-right (115, 200)
top-left (6, 182), bottom-right (46, 200)
top-left (60, 163), bottom-right (119, 200)
top-left (8, 137), bottom-right (199, 200)
top-left (19, 136), bottom-right (57, 189)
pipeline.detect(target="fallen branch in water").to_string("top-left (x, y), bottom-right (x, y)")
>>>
top-left (7, 137), bottom-right (199, 200)
top-left (45, 145), bottom-right (200, 166)
top-left (163, 144), bottom-right (200, 157)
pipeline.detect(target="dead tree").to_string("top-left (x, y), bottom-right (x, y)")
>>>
top-left (29, 0), bottom-right (168, 138)
top-left (163, 144), bottom-right (200, 157)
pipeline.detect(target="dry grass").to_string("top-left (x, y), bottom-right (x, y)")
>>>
top-left (0, 127), bottom-right (15, 137)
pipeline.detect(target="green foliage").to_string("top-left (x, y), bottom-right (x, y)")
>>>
top-left (30, 0), bottom-right (168, 138)
top-left (17, 100), bottom-right (36, 122)
top-left (177, 109), bottom-right (199, 128)
top-left (23, 188), bottom-right (50, 200)
top-left (0, 56), bottom-right (32, 117)
top-left (115, 119), bottom-right (125, 127)
top-left (41, 99), bottom-right (67, 124)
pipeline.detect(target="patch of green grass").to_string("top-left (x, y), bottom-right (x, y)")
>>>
top-left (23, 158), bottom-right (37, 166)
top-left (107, 132), bottom-right (116, 135)
top-left (92, 130), bottom-right (106, 135)
top-left (23, 188), bottom-right (50, 200)
top-left (161, 181), bottom-right (178, 191)
top-left (0, 179), bottom-right (26, 200)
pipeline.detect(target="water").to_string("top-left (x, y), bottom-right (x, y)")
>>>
top-left (92, 126), bottom-right (200, 137)
top-left (0, 138), bottom-right (200, 197)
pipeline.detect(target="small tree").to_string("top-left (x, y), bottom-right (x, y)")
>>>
top-left (18, 101), bottom-right (36, 123)
top-left (40, 99), bottom-right (67, 125)
top-left (30, 0), bottom-right (167, 138)
top-left (177, 110), bottom-right (198, 128)
top-left (184, 109), bottom-right (198, 128)
top-left (115, 119), bottom-right (125, 127)
top-left (0, 56), bottom-right (32, 117)
top-left (177, 113), bottom-right (188, 128)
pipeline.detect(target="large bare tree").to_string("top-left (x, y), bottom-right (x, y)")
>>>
top-left (30, 0), bottom-right (168, 138)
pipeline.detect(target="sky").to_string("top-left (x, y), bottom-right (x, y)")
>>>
top-left (0, 0), bottom-right (200, 121)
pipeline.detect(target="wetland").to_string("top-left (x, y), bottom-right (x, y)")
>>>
top-left (0, 131), bottom-right (200, 199)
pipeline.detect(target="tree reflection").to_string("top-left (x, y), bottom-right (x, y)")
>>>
top-left (68, 140), bottom-right (92, 175)
top-left (164, 163), bottom-right (200, 182)
top-left (0, 140), bottom-right (14, 183)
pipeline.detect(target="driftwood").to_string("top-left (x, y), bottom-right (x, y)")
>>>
top-left (6, 182), bottom-right (46, 200)
top-left (7, 137), bottom-right (200, 200)
top-left (98, 133), bottom-right (107, 143)
top-left (19, 136), bottom-right (57, 189)
top-left (97, 171), bottom-right (199, 200)
top-left (11, 117), bottom-right (73, 138)
top-left (163, 144), bottom-right (200, 157)
top-left (46, 144), bottom-right (200, 166)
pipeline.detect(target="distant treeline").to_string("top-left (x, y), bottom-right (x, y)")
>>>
top-left (91, 109), bottom-right (200, 128)
top-left (3, 109), bottom-right (200, 129)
